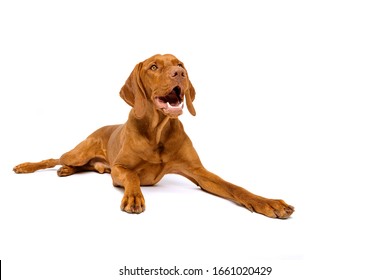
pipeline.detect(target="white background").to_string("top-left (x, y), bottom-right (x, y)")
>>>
top-left (1, 0), bottom-right (389, 279)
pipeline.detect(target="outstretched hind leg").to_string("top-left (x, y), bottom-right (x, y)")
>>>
top-left (13, 158), bottom-right (59, 173)
top-left (57, 138), bottom-right (108, 177)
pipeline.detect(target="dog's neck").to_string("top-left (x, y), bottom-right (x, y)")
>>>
top-left (129, 108), bottom-right (175, 145)
top-left (151, 113), bottom-right (170, 144)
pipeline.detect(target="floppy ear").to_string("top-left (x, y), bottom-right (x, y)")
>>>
top-left (119, 62), bottom-right (147, 119)
top-left (185, 80), bottom-right (196, 116)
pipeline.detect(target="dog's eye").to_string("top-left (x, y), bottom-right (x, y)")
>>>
top-left (150, 64), bottom-right (158, 71)
top-left (178, 63), bottom-right (184, 68)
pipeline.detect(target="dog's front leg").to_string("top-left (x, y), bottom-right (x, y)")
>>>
top-left (111, 165), bottom-right (145, 214)
top-left (185, 167), bottom-right (294, 219)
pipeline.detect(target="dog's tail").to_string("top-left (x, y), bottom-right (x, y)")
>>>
top-left (13, 158), bottom-right (60, 174)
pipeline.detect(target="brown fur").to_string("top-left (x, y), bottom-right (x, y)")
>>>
top-left (13, 54), bottom-right (294, 218)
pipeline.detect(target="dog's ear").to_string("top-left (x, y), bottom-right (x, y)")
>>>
top-left (119, 63), bottom-right (147, 119)
top-left (185, 80), bottom-right (196, 116)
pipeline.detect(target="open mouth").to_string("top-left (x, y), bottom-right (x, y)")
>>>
top-left (154, 86), bottom-right (184, 116)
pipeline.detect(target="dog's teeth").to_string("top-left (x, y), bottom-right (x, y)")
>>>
top-left (167, 102), bottom-right (184, 109)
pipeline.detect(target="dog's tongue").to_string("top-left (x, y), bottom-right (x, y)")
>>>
top-left (166, 90), bottom-right (180, 106)
top-left (154, 87), bottom-right (184, 116)
top-left (164, 91), bottom-right (184, 115)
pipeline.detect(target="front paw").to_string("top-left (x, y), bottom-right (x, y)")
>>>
top-left (247, 197), bottom-right (294, 219)
top-left (120, 191), bottom-right (145, 214)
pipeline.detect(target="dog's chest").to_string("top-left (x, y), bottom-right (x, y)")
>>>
top-left (135, 143), bottom-right (178, 185)
top-left (140, 141), bottom-right (177, 164)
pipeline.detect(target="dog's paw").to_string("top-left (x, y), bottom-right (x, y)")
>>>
top-left (57, 166), bottom-right (76, 177)
top-left (120, 191), bottom-right (145, 214)
top-left (13, 163), bottom-right (35, 173)
top-left (246, 198), bottom-right (294, 219)
top-left (13, 163), bottom-right (26, 173)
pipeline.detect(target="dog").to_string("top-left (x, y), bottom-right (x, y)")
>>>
top-left (13, 54), bottom-right (294, 218)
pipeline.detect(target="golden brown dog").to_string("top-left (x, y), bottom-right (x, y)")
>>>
top-left (13, 54), bottom-right (294, 218)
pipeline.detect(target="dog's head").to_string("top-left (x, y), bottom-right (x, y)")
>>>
top-left (120, 54), bottom-right (196, 119)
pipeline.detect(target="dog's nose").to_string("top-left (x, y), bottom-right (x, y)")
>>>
top-left (170, 67), bottom-right (186, 80)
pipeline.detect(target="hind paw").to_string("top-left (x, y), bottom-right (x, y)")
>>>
top-left (57, 166), bottom-right (77, 177)
top-left (13, 163), bottom-right (35, 173)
